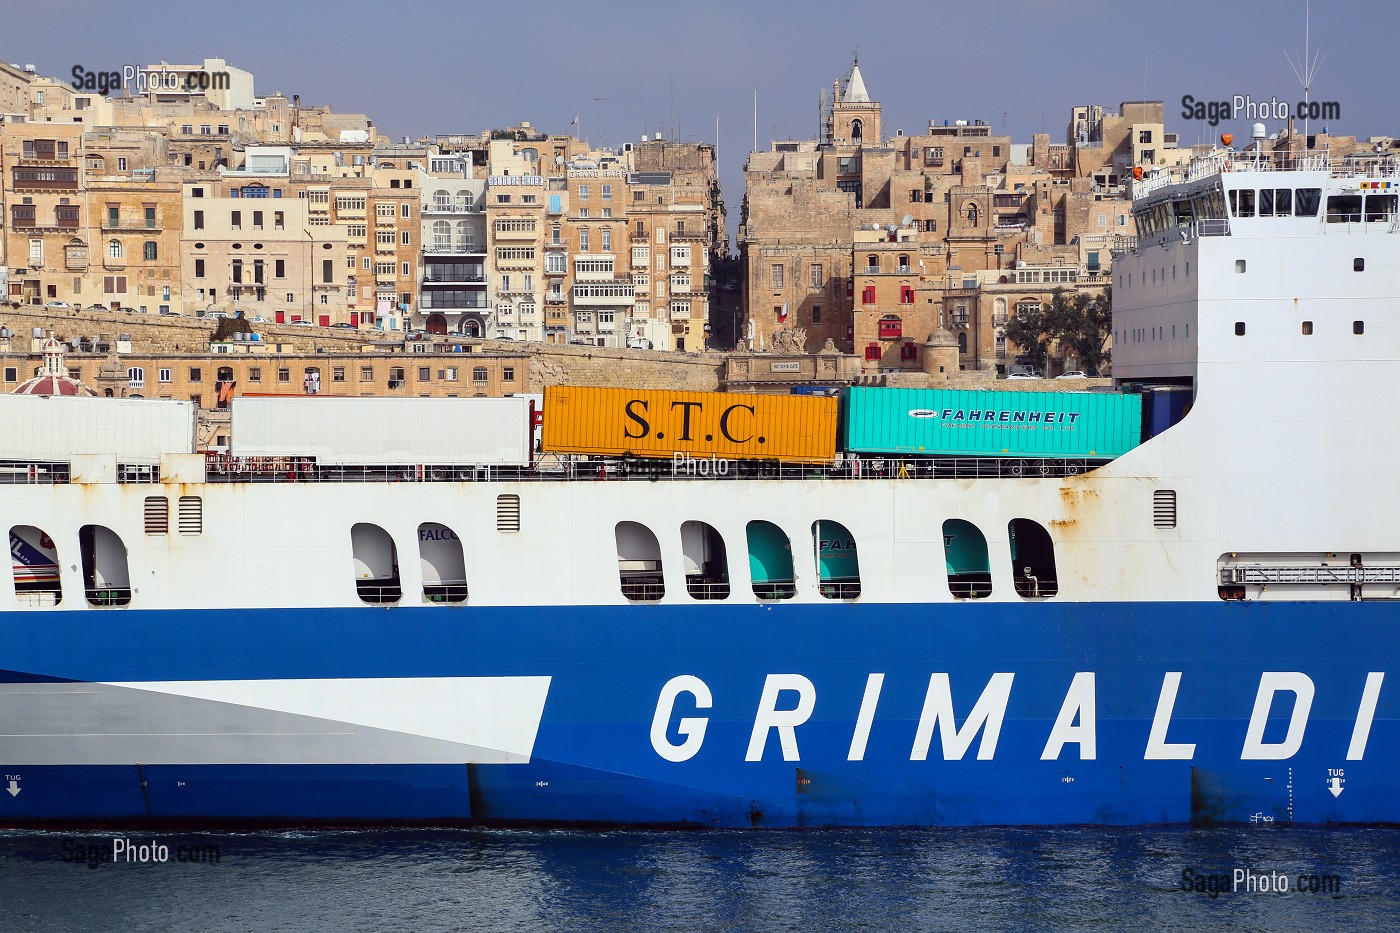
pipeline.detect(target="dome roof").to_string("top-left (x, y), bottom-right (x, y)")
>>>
top-left (11, 333), bottom-right (96, 397)
top-left (924, 327), bottom-right (958, 348)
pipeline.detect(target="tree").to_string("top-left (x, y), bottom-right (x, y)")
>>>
top-left (1003, 285), bottom-right (1113, 376)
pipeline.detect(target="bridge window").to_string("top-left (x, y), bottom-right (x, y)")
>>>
top-left (747, 520), bottom-right (795, 600)
top-left (9, 525), bottom-right (62, 606)
top-left (1294, 188), bottom-right (1321, 216)
top-left (419, 522), bottom-right (467, 603)
top-left (351, 522), bottom-right (401, 604)
top-left (1326, 194), bottom-right (1362, 223)
top-left (1009, 519), bottom-right (1058, 598)
top-left (813, 520), bottom-right (861, 599)
top-left (80, 524), bottom-right (131, 606)
top-left (616, 521), bottom-right (664, 601)
top-left (681, 520), bottom-right (729, 600)
top-left (943, 519), bottom-right (991, 599)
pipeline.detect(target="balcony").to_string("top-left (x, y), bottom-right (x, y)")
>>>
top-left (423, 242), bottom-right (485, 255)
top-left (422, 274), bottom-right (486, 285)
top-left (102, 220), bottom-right (161, 233)
top-left (572, 283), bottom-right (635, 306)
top-left (492, 221), bottom-right (538, 240)
top-left (423, 203), bottom-right (479, 214)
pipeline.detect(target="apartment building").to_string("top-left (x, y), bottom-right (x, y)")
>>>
top-left (180, 172), bottom-right (350, 323)
top-left (420, 154), bottom-right (488, 336)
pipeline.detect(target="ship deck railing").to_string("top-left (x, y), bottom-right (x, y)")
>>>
top-left (202, 456), bottom-right (1111, 484)
top-left (6, 456), bottom-right (1113, 485)
top-left (1135, 150), bottom-right (1399, 199)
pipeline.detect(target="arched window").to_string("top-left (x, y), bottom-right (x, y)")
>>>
top-left (433, 220), bottom-right (451, 249)
top-left (866, 254), bottom-right (879, 272)
top-left (80, 524), bottom-right (131, 606)
top-left (1015, 299), bottom-right (1041, 318)
top-left (681, 520), bottom-right (729, 600)
top-left (813, 520), bottom-right (860, 599)
top-left (850, 118), bottom-right (863, 142)
top-left (957, 331), bottom-right (968, 353)
top-left (943, 519), bottom-right (991, 599)
top-left (9, 525), bottom-right (62, 606)
top-left (1009, 519), bottom-right (1058, 598)
top-left (351, 523), bottom-right (401, 604)
top-left (965, 203), bottom-right (978, 225)
top-left (419, 522), bottom-right (467, 603)
top-left (898, 254), bottom-right (909, 272)
top-left (747, 520), bottom-right (795, 600)
top-left (456, 190), bottom-right (473, 211)
top-left (456, 220), bottom-right (472, 249)
top-left (108, 239), bottom-right (123, 259)
top-left (433, 189), bottom-right (451, 211)
top-left (616, 521), bottom-right (663, 601)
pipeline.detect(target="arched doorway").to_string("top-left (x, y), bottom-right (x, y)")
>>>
top-left (426, 313), bottom-right (448, 335)
top-left (459, 317), bottom-right (483, 338)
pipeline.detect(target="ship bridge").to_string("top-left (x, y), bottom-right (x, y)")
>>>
top-left (1110, 145), bottom-right (1400, 384)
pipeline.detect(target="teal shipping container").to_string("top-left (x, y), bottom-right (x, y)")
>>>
top-left (841, 387), bottom-right (1143, 459)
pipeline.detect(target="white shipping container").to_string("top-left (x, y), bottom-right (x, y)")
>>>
top-left (231, 397), bottom-right (533, 466)
top-left (0, 396), bottom-right (195, 464)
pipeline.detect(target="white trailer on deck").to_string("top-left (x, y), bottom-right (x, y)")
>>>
top-left (0, 396), bottom-right (195, 464)
top-left (230, 396), bottom-right (534, 466)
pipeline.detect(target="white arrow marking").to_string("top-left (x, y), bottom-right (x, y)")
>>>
top-left (5, 780), bottom-right (19, 797)
top-left (1327, 777), bottom-right (1344, 798)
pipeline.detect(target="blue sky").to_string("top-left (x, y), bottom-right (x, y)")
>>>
top-left (9, 0), bottom-right (1393, 248)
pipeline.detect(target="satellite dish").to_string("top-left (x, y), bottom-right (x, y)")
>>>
top-left (901, 214), bottom-right (914, 226)
top-left (555, 155), bottom-right (563, 165)
top-left (886, 224), bottom-right (898, 233)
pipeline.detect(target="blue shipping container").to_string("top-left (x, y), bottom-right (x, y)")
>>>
top-left (841, 387), bottom-right (1143, 459)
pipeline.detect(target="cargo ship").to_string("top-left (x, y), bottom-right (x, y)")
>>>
top-left (2, 143), bottom-right (1399, 828)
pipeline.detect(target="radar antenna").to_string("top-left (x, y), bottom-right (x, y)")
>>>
top-left (1284, 0), bottom-right (1329, 138)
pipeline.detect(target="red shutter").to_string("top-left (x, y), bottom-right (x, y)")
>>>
top-left (862, 285), bottom-right (876, 305)
top-left (864, 342), bottom-right (881, 361)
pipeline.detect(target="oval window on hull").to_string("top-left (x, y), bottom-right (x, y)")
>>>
top-left (617, 521), bottom-right (664, 602)
top-left (681, 520), bottom-right (729, 600)
top-left (419, 522), bottom-right (467, 604)
top-left (352, 523), bottom-right (401, 604)
top-left (1009, 518), bottom-right (1058, 598)
top-left (80, 524), bottom-right (131, 606)
top-left (747, 521), bottom-right (795, 600)
top-left (9, 525), bottom-right (62, 606)
top-left (813, 520), bottom-right (861, 599)
top-left (943, 519), bottom-right (991, 599)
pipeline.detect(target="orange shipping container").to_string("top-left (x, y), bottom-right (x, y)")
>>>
top-left (542, 386), bottom-right (838, 463)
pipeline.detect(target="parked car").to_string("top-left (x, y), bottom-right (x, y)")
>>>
top-left (86, 303), bottom-right (108, 311)
top-left (1007, 373), bottom-right (1042, 380)
top-left (330, 322), bottom-right (355, 329)
top-left (118, 306), bottom-right (138, 314)
top-left (290, 320), bottom-right (315, 327)
top-left (159, 309), bottom-right (184, 317)
top-left (1055, 371), bottom-right (1088, 379)
top-left (44, 300), bottom-right (71, 309)
top-left (248, 315), bottom-right (266, 323)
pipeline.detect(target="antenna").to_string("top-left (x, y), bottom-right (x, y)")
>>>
top-left (593, 97), bottom-right (608, 147)
top-left (1285, 0), bottom-right (1329, 139)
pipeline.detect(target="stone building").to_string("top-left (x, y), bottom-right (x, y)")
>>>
top-left (740, 60), bottom-right (1144, 376)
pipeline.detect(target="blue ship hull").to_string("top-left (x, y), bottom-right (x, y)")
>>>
top-left (0, 600), bottom-right (1394, 828)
